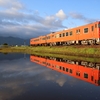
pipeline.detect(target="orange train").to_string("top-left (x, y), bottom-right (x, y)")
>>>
top-left (30, 55), bottom-right (100, 86)
top-left (30, 21), bottom-right (100, 46)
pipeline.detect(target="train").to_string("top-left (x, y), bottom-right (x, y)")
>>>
top-left (30, 21), bottom-right (100, 46)
top-left (30, 55), bottom-right (100, 86)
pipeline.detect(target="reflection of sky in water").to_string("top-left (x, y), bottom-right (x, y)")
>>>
top-left (0, 54), bottom-right (100, 100)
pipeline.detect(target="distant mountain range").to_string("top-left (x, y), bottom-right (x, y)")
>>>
top-left (0, 36), bottom-right (30, 45)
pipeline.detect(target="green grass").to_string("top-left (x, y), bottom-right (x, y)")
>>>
top-left (25, 46), bottom-right (100, 57)
top-left (0, 45), bottom-right (100, 57)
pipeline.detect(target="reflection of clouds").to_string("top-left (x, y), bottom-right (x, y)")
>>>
top-left (56, 76), bottom-right (67, 87)
top-left (43, 71), bottom-right (67, 87)
top-left (0, 57), bottom-right (78, 100)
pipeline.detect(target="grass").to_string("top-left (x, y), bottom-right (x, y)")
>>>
top-left (0, 46), bottom-right (100, 62)
top-left (24, 46), bottom-right (100, 58)
top-left (0, 46), bottom-right (100, 57)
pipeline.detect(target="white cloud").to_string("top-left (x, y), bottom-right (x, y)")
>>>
top-left (56, 9), bottom-right (67, 20)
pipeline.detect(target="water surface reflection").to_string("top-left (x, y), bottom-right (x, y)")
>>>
top-left (0, 53), bottom-right (100, 100)
top-left (30, 55), bottom-right (100, 86)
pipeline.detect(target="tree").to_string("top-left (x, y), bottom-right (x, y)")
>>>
top-left (3, 43), bottom-right (8, 47)
top-left (3, 43), bottom-right (8, 45)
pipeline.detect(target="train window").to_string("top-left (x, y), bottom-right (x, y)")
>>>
top-left (56, 65), bottom-right (59, 69)
top-left (42, 38), bottom-right (46, 40)
top-left (66, 68), bottom-right (68, 72)
top-left (59, 34), bottom-right (62, 37)
top-left (60, 66), bottom-right (62, 70)
top-left (63, 67), bottom-right (65, 71)
top-left (91, 76), bottom-right (94, 81)
top-left (70, 31), bottom-right (73, 35)
top-left (95, 24), bottom-right (97, 28)
top-left (69, 69), bottom-right (73, 73)
top-left (91, 26), bottom-right (94, 31)
top-left (76, 30), bottom-right (78, 33)
top-left (76, 29), bottom-right (80, 34)
top-left (76, 71), bottom-right (80, 76)
top-left (84, 28), bottom-right (88, 33)
top-left (56, 34), bottom-right (59, 38)
top-left (98, 24), bottom-right (100, 28)
top-left (66, 32), bottom-right (68, 36)
top-left (63, 33), bottom-right (65, 37)
top-left (84, 73), bottom-right (88, 79)
top-left (34, 39), bottom-right (39, 41)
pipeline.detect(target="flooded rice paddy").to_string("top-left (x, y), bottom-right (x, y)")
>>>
top-left (0, 53), bottom-right (100, 100)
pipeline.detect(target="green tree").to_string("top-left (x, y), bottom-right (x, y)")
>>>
top-left (3, 43), bottom-right (8, 45)
top-left (3, 43), bottom-right (8, 47)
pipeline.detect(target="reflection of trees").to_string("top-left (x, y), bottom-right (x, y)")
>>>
top-left (3, 52), bottom-right (8, 55)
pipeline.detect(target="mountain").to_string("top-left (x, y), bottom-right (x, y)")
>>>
top-left (0, 36), bottom-right (30, 45)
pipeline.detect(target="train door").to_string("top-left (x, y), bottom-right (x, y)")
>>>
top-left (91, 25), bottom-right (95, 38)
top-left (76, 29), bottom-right (80, 44)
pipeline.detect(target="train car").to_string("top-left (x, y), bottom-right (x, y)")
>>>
top-left (30, 55), bottom-right (100, 86)
top-left (30, 37), bottom-right (39, 46)
top-left (46, 32), bottom-right (56, 46)
top-left (30, 21), bottom-right (100, 46)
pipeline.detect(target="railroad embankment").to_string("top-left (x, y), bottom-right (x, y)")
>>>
top-left (0, 45), bottom-right (100, 58)
top-left (29, 45), bottom-right (100, 57)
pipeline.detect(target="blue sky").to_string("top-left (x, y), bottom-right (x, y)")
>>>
top-left (0, 0), bottom-right (100, 39)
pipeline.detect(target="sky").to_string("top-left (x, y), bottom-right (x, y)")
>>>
top-left (0, 0), bottom-right (100, 39)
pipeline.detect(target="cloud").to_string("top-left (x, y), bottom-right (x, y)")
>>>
top-left (0, 57), bottom-right (69, 100)
top-left (0, 0), bottom-right (24, 10)
top-left (56, 9), bottom-right (67, 20)
top-left (0, 1), bottom-right (98, 39)
top-left (0, 0), bottom-right (67, 39)
top-left (69, 12), bottom-right (98, 23)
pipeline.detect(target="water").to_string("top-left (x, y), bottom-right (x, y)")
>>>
top-left (0, 53), bottom-right (100, 100)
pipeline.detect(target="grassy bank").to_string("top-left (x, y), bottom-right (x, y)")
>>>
top-left (28, 46), bottom-right (100, 58)
top-left (0, 46), bottom-right (100, 58)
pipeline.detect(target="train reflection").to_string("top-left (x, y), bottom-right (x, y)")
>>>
top-left (30, 55), bottom-right (100, 86)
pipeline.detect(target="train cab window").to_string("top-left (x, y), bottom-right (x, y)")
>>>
top-left (70, 31), bottom-right (73, 36)
top-left (66, 32), bottom-right (68, 36)
top-left (91, 26), bottom-right (94, 31)
top-left (84, 73), bottom-right (88, 79)
top-left (34, 39), bottom-right (39, 42)
top-left (98, 24), bottom-right (100, 28)
top-left (84, 28), bottom-right (88, 33)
